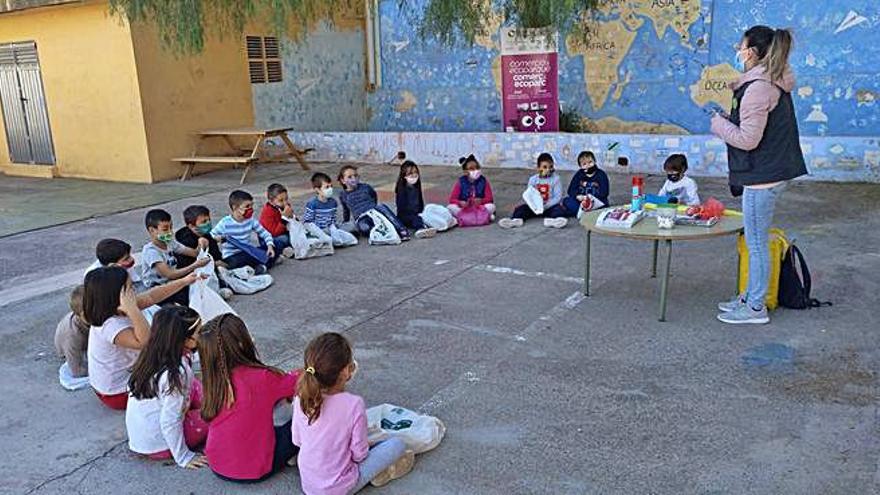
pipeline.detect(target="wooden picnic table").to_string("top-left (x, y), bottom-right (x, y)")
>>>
top-left (177, 126), bottom-right (312, 184)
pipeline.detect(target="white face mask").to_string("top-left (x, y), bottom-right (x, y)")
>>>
top-left (468, 170), bottom-right (481, 180)
top-left (405, 175), bottom-right (419, 185)
top-left (322, 186), bottom-right (334, 198)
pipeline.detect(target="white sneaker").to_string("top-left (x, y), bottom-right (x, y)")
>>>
top-left (371, 450), bottom-right (415, 487)
top-left (415, 228), bottom-right (437, 239)
top-left (498, 218), bottom-right (524, 229)
top-left (218, 288), bottom-right (233, 300)
top-left (543, 217), bottom-right (568, 229)
top-left (282, 247), bottom-right (295, 258)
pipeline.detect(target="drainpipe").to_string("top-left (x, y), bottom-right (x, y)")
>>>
top-left (365, 0), bottom-right (381, 91)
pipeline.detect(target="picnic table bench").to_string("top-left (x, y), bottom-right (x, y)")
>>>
top-left (174, 126), bottom-right (312, 184)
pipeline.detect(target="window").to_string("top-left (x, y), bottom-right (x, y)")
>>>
top-left (246, 36), bottom-right (282, 84)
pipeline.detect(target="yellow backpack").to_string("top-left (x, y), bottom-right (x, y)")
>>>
top-left (737, 228), bottom-right (789, 310)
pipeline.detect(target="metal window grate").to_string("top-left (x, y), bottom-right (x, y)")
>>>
top-left (246, 36), bottom-right (282, 84)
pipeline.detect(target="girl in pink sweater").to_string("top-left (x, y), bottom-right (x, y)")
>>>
top-left (293, 333), bottom-right (414, 495)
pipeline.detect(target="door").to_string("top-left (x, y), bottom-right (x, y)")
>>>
top-left (0, 41), bottom-right (55, 164)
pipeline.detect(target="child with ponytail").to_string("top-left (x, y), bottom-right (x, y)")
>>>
top-left (198, 314), bottom-right (300, 482)
top-left (126, 306), bottom-right (208, 469)
top-left (293, 333), bottom-right (414, 494)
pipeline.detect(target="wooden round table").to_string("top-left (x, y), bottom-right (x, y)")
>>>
top-left (580, 208), bottom-right (744, 321)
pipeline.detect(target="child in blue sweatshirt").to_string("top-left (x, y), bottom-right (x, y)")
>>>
top-left (561, 150), bottom-right (610, 217)
top-left (338, 165), bottom-right (411, 240)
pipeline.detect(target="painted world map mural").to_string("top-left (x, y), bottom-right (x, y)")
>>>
top-left (368, 0), bottom-right (879, 138)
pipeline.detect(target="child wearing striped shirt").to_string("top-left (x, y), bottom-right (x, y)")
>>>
top-left (302, 173), bottom-right (339, 233)
top-left (211, 190), bottom-right (280, 274)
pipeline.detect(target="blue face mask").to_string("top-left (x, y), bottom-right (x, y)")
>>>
top-left (734, 48), bottom-right (749, 72)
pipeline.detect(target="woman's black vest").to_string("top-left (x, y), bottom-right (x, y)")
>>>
top-left (727, 80), bottom-right (807, 188)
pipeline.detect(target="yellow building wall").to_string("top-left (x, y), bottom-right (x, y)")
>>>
top-left (129, 24), bottom-right (255, 182)
top-left (0, 2), bottom-right (152, 182)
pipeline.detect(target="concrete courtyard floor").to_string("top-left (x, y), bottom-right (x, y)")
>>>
top-left (1, 162), bottom-right (878, 494)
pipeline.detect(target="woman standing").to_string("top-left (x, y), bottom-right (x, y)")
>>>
top-left (710, 26), bottom-right (807, 324)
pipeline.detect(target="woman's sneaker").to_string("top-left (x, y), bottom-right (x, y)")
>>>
top-left (717, 295), bottom-right (745, 312)
top-left (717, 304), bottom-right (769, 324)
top-left (371, 450), bottom-right (415, 487)
top-left (543, 217), bottom-right (568, 229)
top-left (414, 228), bottom-right (437, 239)
top-left (498, 218), bottom-right (524, 229)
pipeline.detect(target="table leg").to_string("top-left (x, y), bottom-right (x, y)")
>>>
top-left (179, 162), bottom-right (194, 181)
top-left (279, 133), bottom-right (312, 171)
top-left (651, 239), bottom-right (659, 278)
top-left (583, 230), bottom-right (592, 296)
top-left (249, 136), bottom-right (265, 160)
top-left (658, 240), bottom-right (673, 322)
top-left (239, 164), bottom-right (253, 185)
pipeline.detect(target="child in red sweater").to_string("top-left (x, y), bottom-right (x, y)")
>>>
top-left (258, 183), bottom-right (295, 258)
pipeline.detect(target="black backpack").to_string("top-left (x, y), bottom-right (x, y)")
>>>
top-left (778, 244), bottom-right (831, 309)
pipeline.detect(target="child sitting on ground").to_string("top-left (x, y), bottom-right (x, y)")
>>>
top-left (447, 154), bottom-right (496, 223)
top-left (174, 205), bottom-right (233, 300)
top-left (55, 286), bottom-right (89, 387)
top-left (126, 306), bottom-right (208, 469)
top-left (561, 150), bottom-right (610, 217)
top-left (211, 190), bottom-right (283, 274)
top-left (85, 239), bottom-right (145, 292)
top-left (658, 154), bottom-right (700, 206)
top-left (258, 183), bottom-right (295, 253)
top-left (84, 266), bottom-right (199, 410)
top-left (499, 152), bottom-right (568, 229)
top-left (394, 161), bottom-right (437, 239)
top-left (302, 172), bottom-right (339, 234)
top-left (294, 333), bottom-right (414, 494)
top-left (338, 165), bottom-right (411, 241)
top-left (141, 209), bottom-right (210, 306)
top-left (199, 314), bottom-right (300, 483)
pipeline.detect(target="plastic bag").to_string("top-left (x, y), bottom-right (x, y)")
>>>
top-left (576, 194), bottom-right (605, 220)
top-left (361, 209), bottom-right (402, 246)
top-left (329, 225), bottom-right (358, 247)
top-left (420, 204), bottom-right (457, 231)
top-left (701, 197), bottom-right (725, 219)
top-left (457, 204), bottom-right (492, 227)
top-left (217, 266), bottom-right (273, 295)
top-left (288, 218), bottom-right (334, 259)
top-left (522, 186), bottom-right (544, 215)
top-left (193, 249), bottom-right (220, 292)
top-left (189, 278), bottom-right (236, 320)
top-left (366, 404), bottom-right (446, 454)
top-left (58, 362), bottom-right (90, 391)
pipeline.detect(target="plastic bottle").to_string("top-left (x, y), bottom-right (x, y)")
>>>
top-left (631, 175), bottom-right (644, 212)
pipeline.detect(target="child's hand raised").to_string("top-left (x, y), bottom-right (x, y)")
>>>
top-left (117, 285), bottom-right (139, 316)
top-left (185, 454), bottom-right (209, 469)
top-left (282, 202), bottom-right (294, 218)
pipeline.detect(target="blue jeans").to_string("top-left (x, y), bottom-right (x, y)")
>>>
top-left (742, 184), bottom-right (784, 309)
top-left (349, 437), bottom-right (406, 494)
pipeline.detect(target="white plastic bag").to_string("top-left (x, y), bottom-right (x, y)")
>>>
top-left (420, 204), bottom-right (457, 231)
top-left (361, 209), bottom-right (402, 246)
top-left (217, 266), bottom-right (273, 295)
top-left (189, 278), bottom-right (236, 321)
top-left (193, 248), bottom-right (220, 292)
top-left (576, 194), bottom-right (606, 220)
top-left (58, 362), bottom-right (90, 391)
top-left (366, 404), bottom-right (446, 454)
top-left (288, 218), bottom-right (334, 259)
top-left (329, 225), bottom-right (358, 247)
top-left (522, 186), bottom-right (544, 215)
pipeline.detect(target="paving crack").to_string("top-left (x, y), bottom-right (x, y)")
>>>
top-left (25, 440), bottom-right (126, 494)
